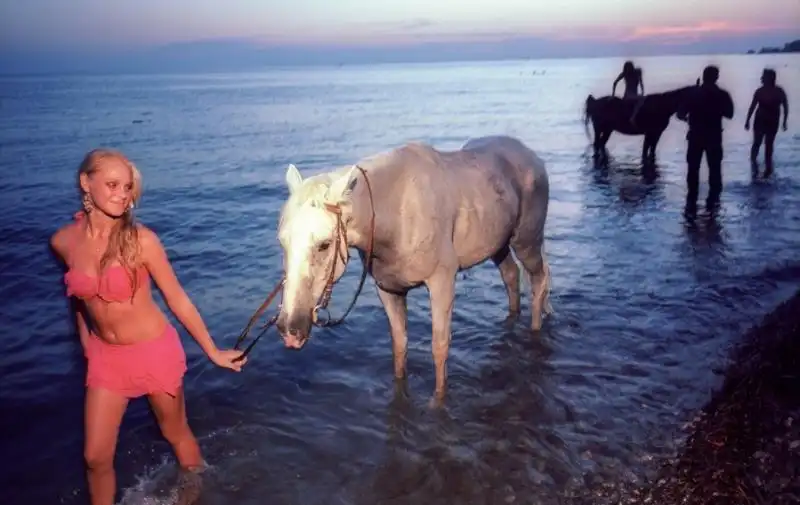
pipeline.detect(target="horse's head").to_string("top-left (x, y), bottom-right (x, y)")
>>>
top-left (276, 163), bottom-right (359, 348)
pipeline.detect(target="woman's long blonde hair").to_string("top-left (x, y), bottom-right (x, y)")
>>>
top-left (78, 149), bottom-right (143, 292)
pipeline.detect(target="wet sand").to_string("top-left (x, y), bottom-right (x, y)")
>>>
top-left (571, 290), bottom-right (800, 504)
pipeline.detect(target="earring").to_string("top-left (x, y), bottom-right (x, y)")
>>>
top-left (82, 193), bottom-right (94, 213)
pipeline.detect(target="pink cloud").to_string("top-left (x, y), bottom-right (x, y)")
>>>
top-left (623, 21), bottom-right (788, 41)
top-left (533, 21), bottom-right (761, 44)
top-left (249, 18), bottom-right (797, 47)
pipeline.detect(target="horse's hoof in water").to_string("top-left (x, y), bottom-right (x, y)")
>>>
top-left (393, 376), bottom-right (410, 400)
top-left (502, 311), bottom-right (520, 328)
top-left (530, 314), bottom-right (544, 332)
top-left (428, 392), bottom-right (446, 410)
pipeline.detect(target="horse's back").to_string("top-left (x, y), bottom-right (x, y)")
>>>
top-left (461, 134), bottom-right (541, 167)
top-left (461, 135), bottom-right (548, 195)
top-left (368, 135), bottom-right (547, 208)
top-left (362, 136), bottom-right (548, 271)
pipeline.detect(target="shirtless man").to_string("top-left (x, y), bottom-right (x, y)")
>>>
top-left (612, 61), bottom-right (645, 126)
top-left (745, 68), bottom-right (789, 178)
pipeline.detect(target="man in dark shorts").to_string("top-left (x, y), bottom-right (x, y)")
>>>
top-left (676, 65), bottom-right (735, 213)
top-left (745, 68), bottom-right (789, 178)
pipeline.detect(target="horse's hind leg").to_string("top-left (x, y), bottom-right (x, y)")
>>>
top-left (425, 265), bottom-right (457, 407)
top-left (492, 245), bottom-right (521, 324)
top-left (601, 130), bottom-right (612, 161)
top-left (592, 123), bottom-right (603, 159)
top-left (510, 239), bottom-right (552, 331)
top-left (594, 130), bottom-right (610, 165)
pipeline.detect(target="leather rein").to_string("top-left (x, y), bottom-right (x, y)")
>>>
top-left (233, 165), bottom-right (375, 362)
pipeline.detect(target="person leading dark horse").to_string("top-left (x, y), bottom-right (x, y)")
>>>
top-left (745, 68), bottom-right (789, 178)
top-left (612, 61), bottom-right (645, 126)
top-left (676, 65), bottom-right (734, 213)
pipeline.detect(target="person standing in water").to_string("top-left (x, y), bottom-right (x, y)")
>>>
top-left (612, 61), bottom-right (645, 126)
top-left (676, 65), bottom-right (735, 213)
top-left (745, 68), bottom-right (789, 178)
top-left (50, 149), bottom-right (247, 505)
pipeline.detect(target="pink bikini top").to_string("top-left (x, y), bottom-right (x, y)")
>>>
top-left (63, 218), bottom-right (149, 303)
top-left (64, 265), bottom-right (148, 303)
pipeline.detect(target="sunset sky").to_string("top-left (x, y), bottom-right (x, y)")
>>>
top-left (1, 0), bottom-right (798, 72)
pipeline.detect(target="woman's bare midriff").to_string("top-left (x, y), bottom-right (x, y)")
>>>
top-left (85, 284), bottom-right (171, 345)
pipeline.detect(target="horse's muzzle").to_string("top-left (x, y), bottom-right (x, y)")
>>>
top-left (282, 330), bottom-right (308, 349)
top-left (276, 313), bottom-right (312, 350)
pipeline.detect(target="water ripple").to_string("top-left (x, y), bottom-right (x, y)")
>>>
top-left (1, 54), bottom-right (800, 504)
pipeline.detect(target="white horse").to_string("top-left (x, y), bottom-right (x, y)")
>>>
top-left (275, 135), bottom-right (552, 403)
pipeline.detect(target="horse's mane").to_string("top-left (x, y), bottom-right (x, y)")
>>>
top-left (277, 146), bottom-right (411, 240)
top-left (647, 84), bottom-right (695, 98)
top-left (278, 165), bottom-right (353, 238)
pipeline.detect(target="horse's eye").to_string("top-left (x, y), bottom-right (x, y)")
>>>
top-left (318, 241), bottom-right (331, 252)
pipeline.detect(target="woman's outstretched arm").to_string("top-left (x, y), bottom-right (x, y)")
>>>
top-left (139, 225), bottom-right (246, 371)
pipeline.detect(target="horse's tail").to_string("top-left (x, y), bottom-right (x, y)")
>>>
top-left (583, 94), bottom-right (596, 139)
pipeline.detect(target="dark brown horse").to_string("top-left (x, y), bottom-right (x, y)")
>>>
top-left (584, 84), bottom-right (697, 165)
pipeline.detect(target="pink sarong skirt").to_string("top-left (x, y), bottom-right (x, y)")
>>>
top-left (85, 324), bottom-right (187, 398)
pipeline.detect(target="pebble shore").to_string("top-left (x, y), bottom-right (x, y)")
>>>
top-left (568, 290), bottom-right (800, 505)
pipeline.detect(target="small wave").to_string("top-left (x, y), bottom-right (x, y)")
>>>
top-left (116, 455), bottom-right (177, 505)
top-left (117, 455), bottom-right (217, 505)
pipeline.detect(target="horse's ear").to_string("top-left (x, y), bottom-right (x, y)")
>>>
top-left (327, 165), bottom-right (358, 203)
top-left (286, 164), bottom-right (303, 194)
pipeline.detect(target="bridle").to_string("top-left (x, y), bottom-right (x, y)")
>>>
top-left (232, 165), bottom-right (376, 362)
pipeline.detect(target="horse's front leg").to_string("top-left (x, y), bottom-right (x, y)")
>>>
top-left (425, 267), bottom-right (456, 407)
top-left (644, 129), bottom-right (664, 164)
top-left (376, 286), bottom-right (409, 382)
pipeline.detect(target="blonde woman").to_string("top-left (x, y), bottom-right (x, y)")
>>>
top-left (49, 149), bottom-right (246, 505)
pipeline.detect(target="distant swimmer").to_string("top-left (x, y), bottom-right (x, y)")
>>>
top-left (745, 68), bottom-right (789, 178)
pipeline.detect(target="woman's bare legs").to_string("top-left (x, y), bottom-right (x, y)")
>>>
top-left (84, 388), bottom-right (129, 505)
top-left (148, 387), bottom-right (204, 470)
top-left (149, 387), bottom-right (205, 504)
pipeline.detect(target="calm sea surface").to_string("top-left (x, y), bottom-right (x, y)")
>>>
top-left (1, 54), bottom-right (799, 505)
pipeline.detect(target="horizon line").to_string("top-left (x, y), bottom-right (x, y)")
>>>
top-left (0, 49), bottom-right (794, 78)
top-left (3, 19), bottom-right (799, 53)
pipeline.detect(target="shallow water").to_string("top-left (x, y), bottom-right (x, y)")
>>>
top-left (1, 53), bottom-right (800, 505)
